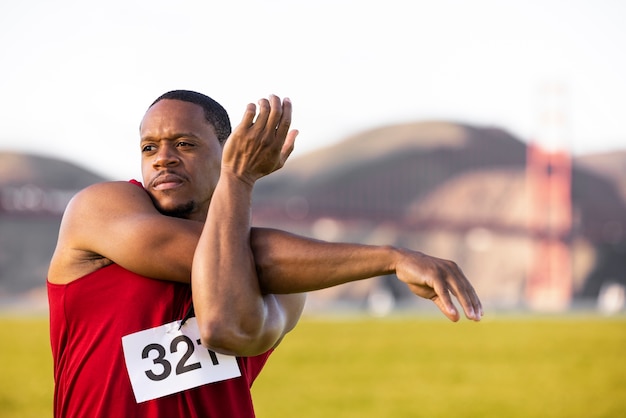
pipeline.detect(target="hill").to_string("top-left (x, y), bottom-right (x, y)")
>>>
top-left (0, 152), bottom-right (106, 299)
top-left (1, 123), bottom-right (625, 312)
top-left (251, 122), bottom-right (626, 309)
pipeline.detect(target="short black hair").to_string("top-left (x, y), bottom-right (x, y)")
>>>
top-left (150, 90), bottom-right (232, 144)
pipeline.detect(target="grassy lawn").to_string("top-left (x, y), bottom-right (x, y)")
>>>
top-left (253, 314), bottom-right (626, 418)
top-left (1, 314), bottom-right (624, 417)
top-left (0, 316), bottom-right (53, 418)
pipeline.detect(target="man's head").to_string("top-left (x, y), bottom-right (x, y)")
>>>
top-left (149, 90), bottom-right (232, 143)
top-left (140, 90), bottom-right (231, 221)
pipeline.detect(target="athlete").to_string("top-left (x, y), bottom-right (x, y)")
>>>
top-left (47, 90), bottom-right (483, 417)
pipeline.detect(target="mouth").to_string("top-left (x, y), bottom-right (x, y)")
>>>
top-left (151, 172), bottom-right (187, 191)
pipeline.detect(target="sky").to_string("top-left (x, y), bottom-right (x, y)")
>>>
top-left (1, 0), bottom-right (625, 181)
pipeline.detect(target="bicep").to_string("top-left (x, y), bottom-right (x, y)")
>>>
top-left (265, 293), bottom-right (306, 349)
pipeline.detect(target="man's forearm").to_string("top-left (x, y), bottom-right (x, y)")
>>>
top-left (192, 173), bottom-right (267, 354)
top-left (251, 227), bottom-right (398, 294)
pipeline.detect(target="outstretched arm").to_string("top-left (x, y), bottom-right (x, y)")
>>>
top-left (251, 228), bottom-right (483, 322)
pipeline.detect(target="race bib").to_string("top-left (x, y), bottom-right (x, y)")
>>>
top-left (122, 317), bottom-right (241, 403)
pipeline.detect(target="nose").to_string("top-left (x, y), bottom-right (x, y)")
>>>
top-left (152, 144), bottom-right (180, 169)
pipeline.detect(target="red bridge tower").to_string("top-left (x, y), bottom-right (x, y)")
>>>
top-left (525, 83), bottom-right (573, 311)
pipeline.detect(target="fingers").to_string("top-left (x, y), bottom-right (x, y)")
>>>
top-left (249, 95), bottom-right (291, 136)
top-left (256, 95), bottom-right (296, 170)
top-left (238, 103), bottom-right (258, 128)
top-left (430, 279), bottom-right (461, 322)
top-left (226, 95), bottom-right (297, 180)
top-left (251, 96), bottom-right (273, 133)
top-left (466, 286), bottom-right (483, 320)
top-left (441, 262), bottom-right (483, 322)
top-left (274, 97), bottom-right (293, 140)
top-left (401, 252), bottom-right (483, 322)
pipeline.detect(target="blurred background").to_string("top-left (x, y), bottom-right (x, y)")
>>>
top-left (1, 0), bottom-right (625, 315)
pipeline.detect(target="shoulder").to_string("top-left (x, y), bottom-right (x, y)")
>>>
top-left (48, 181), bottom-right (155, 284)
top-left (68, 180), bottom-right (150, 211)
top-left (60, 181), bottom-right (155, 238)
top-left (62, 180), bottom-right (159, 227)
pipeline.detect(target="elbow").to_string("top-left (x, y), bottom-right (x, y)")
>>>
top-left (197, 317), bottom-right (270, 357)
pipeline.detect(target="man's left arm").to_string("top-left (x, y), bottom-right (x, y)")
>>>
top-left (251, 228), bottom-right (483, 322)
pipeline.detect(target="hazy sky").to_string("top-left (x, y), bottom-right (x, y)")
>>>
top-left (1, 0), bottom-right (625, 181)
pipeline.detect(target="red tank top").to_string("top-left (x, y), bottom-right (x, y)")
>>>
top-left (48, 264), bottom-right (272, 418)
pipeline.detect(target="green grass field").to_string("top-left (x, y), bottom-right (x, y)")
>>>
top-left (1, 314), bottom-right (625, 418)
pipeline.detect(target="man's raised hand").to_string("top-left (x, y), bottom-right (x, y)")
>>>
top-left (222, 95), bottom-right (298, 185)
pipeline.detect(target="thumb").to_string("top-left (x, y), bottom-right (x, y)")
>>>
top-left (279, 130), bottom-right (298, 167)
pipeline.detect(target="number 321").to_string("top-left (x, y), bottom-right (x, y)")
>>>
top-left (142, 335), bottom-right (219, 381)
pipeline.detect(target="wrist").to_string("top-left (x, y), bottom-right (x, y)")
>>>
top-left (219, 166), bottom-right (257, 189)
top-left (379, 245), bottom-right (401, 275)
top-left (372, 245), bottom-right (402, 275)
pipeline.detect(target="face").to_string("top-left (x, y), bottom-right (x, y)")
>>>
top-left (140, 99), bottom-right (223, 221)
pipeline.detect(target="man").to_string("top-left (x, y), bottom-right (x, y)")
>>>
top-left (47, 90), bottom-right (482, 417)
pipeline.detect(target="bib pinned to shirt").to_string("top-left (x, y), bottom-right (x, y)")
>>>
top-left (122, 317), bottom-right (241, 403)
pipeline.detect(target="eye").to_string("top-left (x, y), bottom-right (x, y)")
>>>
top-left (176, 141), bottom-right (194, 148)
top-left (141, 144), bottom-right (157, 153)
